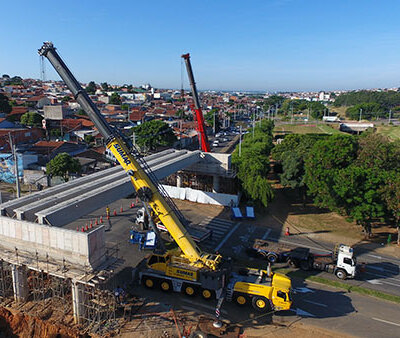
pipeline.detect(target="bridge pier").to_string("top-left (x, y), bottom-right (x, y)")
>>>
top-left (176, 174), bottom-right (183, 188)
top-left (72, 280), bottom-right (85, 324)
top-left (212, 175), bottom-right (220, 193)
top-left (11, 264), bottom-right (28, 302)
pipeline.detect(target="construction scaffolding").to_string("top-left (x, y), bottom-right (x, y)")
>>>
top-left (78, 281), bottom-right (118, 334)
top-left (0, 260), bottom-right (13, 302)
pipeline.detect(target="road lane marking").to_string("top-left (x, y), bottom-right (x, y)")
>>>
top-left (215, 222), bottom-right (241, 251)
top-left (303, 299), bottom-right (327, 308)
top-left (367, 254), bottom-right (382, 259)
top-left (261, 229), bottom-right (271, 240)
top-left (372, 317), bottom-right (400, 327)
top-left (364, 271), bottom-right (400, 284)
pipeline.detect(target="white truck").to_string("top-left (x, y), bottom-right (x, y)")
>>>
top-left (248, 240), bottom-right (360, 279)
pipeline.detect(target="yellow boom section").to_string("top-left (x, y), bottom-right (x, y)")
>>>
top-left (107, 138), bottom-right (214, 267)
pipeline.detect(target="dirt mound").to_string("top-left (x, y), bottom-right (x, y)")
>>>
top-left (0, 306), bottom-right (82, 338)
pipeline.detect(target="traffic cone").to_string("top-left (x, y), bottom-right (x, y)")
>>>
top-left (81, 226), bottom-right (85, 232)
top-left (120, 205), bottom-right (123, 213)
top-left (76, 227), bottom-right (79, 231)
top-left (90, 220), bottom-right (93, 227)
top-left (85, 224), bottom-right (89, 231)
top-left (100, 216), bottom-right (103, 223)
top-left (113, 210), bottom-right (117, 216)
top-left (90, 222), bottom-right (93, 229)
top-left (130, 202), bottom-right (134, 208)
top-left (285, 227), bottom-right (290, 236)
top-left (95, 219), bottom-right (98, 226)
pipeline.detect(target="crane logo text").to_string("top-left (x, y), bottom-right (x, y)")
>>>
top-left (113, 144), bottom-right (131, 165)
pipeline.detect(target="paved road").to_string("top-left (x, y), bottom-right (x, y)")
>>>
top-left (65, 198), bottom-right (400, 336)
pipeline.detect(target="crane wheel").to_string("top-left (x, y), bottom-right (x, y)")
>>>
top-left (252, 296), bottom-right (271, 313)
top-left (235, 294), bottom-right (247, 306)
top-left (184, 285), bottom-right (196, 296)
top-left (201, 289), bottom-right (213, 300)
top-left (160, 280), bottom-right (171, 292)
top-left (144, 277), bottom-right (155, 289)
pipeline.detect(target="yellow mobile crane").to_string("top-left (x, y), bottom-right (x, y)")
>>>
top-left (38, 42), bottom-right (292, 312)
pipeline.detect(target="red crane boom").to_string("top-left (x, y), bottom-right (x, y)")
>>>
top-left (181, 53), bottom-right (211, 152)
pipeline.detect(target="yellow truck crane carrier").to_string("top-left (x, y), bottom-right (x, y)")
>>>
top-left (39, 42), bottom-right (292, 313)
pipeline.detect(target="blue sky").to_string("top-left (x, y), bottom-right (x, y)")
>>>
top-left (1, 0), bottom-right (400, 91)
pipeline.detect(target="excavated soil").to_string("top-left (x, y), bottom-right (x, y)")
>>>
top-left (0, 306), bottom-right (82, 338)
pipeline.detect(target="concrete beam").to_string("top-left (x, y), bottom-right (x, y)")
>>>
top-left (11, 264), bottom-right (28, 302)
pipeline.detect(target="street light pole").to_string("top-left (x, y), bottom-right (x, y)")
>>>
top-left (8, 133), bottom-right (20, 198)
top-left (359, 108), bottom-right (362, 122)
top-left (239, 125), bottom-right (242, 157)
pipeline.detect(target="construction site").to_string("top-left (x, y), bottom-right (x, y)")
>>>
top-left (0, 43), bottom-right (255, 337)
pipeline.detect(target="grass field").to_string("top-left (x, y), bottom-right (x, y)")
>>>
top-left (274, 123), bottom-right (343, 135)
top-left (375, 125), bottom-right (400, 141)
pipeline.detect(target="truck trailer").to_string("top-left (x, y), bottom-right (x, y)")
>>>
top-left (248, 239), bottom-right (359, 279)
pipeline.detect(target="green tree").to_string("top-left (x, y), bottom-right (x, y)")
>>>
top-left (121, 103), bottom-right (130, 111)
top-left (304, 135), bottom-right (358, 209)
top-left (20, 112), bottom-right (43, 127)
top-left (86, 81), bottom-right (97, 95)
top-left (309, 101), bottom-right (326, 120)
top-left (132, 120), bottom-right (177, 151)
top-left (109, 92), bottom-right (121, 105)
top-left (46, 153), bottom-right (81, 182)
top-left (84, 134), bottom-right (94, 144)
top-left (61, 96), bottom-right (72, 103)
top-left (232, 120), bottom-right (275, 207)
top-left (381, 172), bottom-right (400, 245)
top-left (0, 93), bottom-right (12, 114)
top-left (333, 166), bottom-right (386, 237)
top-left (345, 102), bottom-right (383, 120)
top-left (101, 82), bottom-right (109, 91)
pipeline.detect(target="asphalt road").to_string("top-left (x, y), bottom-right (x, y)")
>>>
top-left (65, 197), bottom-right (400, 337)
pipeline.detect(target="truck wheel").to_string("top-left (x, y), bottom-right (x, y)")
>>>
top-left (252, 296), bottom-right (271, 313)
top-left (160, 280), bottom-right (171, 292)
top-left (288, 259), bottom-right (297, 268)
top-left (184, 285), bottom-right (196, 296)
top-left (144, 277), bottom-right (155, 289)
top-left (235, 294), bottom-right (247, 306)
top-left (138, 222), bottom-right (144, 231)
top-left (335, 269), bottom-right (347, 280)
top-left (300, 260), bottom-right (311, 271)
top-left (201, 289), bottom-right (213, 300)
top-left (189, 331), bottom-right (208, 338)
top-left (267, 253), bottom-right (278, 263)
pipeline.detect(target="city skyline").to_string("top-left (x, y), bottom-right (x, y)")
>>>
top-left (2, 1), bottom-right (400, 92)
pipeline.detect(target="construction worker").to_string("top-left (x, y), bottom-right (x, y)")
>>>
top-left (106, 206), bottom-right (110, 218)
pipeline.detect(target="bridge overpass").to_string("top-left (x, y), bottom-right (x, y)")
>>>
top-left (1, 149), bottom-right (203, 227)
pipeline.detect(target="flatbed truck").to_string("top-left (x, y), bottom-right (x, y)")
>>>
top-left (248, 239), bottom-right (359, 280)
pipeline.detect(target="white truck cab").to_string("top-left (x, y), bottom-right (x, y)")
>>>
top-left (335, 244), bottom-right (357, 279)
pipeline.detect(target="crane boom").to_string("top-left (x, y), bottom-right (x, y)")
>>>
top-left (181, 53), bottom-right (211, 152)
top-left (39, 42), bottom-right (220, 270)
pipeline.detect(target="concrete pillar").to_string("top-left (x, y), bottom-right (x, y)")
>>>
top-left (212, 175), bottom-right (220, 193)
top-left (72, 280), bottom-right (85, 324)
top-left (177, 174), bottom-right (183, 188)
top-left (11, 264), bottom-right (28, 302)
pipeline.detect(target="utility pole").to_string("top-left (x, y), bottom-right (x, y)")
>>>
top-left (359, 108), bottom-right (362, 122)
top-left (213, 110), bottom-right (216, 135)
top-left (8, 133), bottom-right (21, 198)
top-left (252, 112), bottom-right (255, 138)
top-left (389, 109), bottom-right (392, 124)
top-left (291, 102), bottom-right (293, 123)
top-left (239, 125), bottom-right (242, 157)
